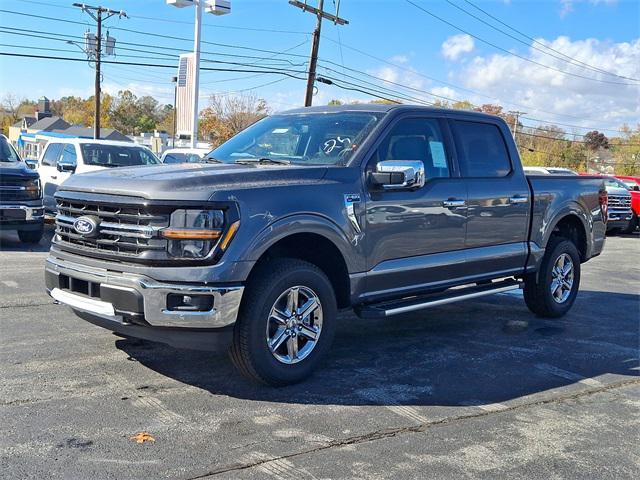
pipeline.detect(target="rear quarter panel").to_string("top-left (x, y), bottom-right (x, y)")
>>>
top-left (527, 175), bottom-right (606, 266)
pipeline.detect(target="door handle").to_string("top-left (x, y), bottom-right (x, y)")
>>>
top-left (509, 196), bottom-right (528, 204)
top-left (443, 199), bottom-right (466, 208)
top-left (51, 175), bottom-right (57, 180)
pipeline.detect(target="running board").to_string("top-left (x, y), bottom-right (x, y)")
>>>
top-left (355, 279), bottom-right (522, 319)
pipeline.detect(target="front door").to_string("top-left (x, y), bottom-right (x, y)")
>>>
top-left (449, 119), bottom-right (531, 277)
top-left (363, 116), bottom-right (468, 301)
top-left (38, 142), bottom-right (64, 212)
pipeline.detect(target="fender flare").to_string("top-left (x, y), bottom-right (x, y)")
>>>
top-left (239, 213), bottom-right (361, 273)
top-left (541, 202), bottom-right (592, 256)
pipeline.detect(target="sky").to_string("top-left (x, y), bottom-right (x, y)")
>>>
top-left (0, 0), bottom-right (638, 134)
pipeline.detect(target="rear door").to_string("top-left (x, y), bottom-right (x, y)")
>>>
top-left (363, 115), bottom-right (468, 300)
top-left (38, 142), bottom-right (63, 212)
top-left (449, 119), bottom-right (530, 277)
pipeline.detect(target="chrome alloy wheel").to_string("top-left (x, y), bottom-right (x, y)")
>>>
top-left (550, 253), bottom-right (574, 303)
top-left (266, 286), bottom-right (323, 364)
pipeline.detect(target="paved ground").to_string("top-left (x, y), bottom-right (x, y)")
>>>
top-left (1, 226), bottom-right (638, 479)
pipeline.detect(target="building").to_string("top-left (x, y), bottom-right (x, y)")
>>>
top-left (59, 126), bottom-right (131, 142)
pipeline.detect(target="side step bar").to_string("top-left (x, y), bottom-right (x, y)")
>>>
top-left (355, 279), bottom-right (522, 319)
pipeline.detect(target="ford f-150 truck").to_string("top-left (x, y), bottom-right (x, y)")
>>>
top-left (44, 105), bottom-right (607, 386)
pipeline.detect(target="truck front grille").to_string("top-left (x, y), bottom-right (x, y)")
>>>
top-left (0, 179), bottom-right (31, 201)
top-left (607, 194), bottom-right (632, 210)
top-left (54, 196), bottom-right (170, 258)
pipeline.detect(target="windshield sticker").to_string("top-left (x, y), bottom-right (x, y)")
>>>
top-left (429, 141), bottom-right (447, 168)
top-left (322, 137), bottom-right (352, 155)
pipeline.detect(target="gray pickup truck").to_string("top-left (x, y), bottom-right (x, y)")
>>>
top-left (45, 105), bottom-right (607, 385)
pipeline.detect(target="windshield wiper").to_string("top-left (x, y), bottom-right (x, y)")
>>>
top-left (234, 157), bottom-right (291, 165)
top-left (204, 157), bottom-right (223, 164)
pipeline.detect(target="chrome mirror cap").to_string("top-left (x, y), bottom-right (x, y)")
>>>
top-left (374, 160), bottom-right (425, 190)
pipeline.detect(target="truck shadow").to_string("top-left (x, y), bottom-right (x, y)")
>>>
top-left (0, 224), bottom-right (54, 252)
top-left (115, 289), bottom-right (639, 407)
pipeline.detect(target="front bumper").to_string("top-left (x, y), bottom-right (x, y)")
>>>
top-left (607, 210), bottom-right (633, 230)
top-left (45, 255), bottom-right (244, 329)
top-left (0, 204), bottom-right (44, 230)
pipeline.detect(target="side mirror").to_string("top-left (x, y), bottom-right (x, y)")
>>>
top-left (57, 161), bottom-right (76, 173)
top-left (369, 160), bottom-right (425, 190)
top-left (25, 159), bottom-right (37, 170)
top-left (633, 185), bottom-right (640, 191)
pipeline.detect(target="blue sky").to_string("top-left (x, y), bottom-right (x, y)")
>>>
top-left (0, 0), bottom-right (638, 132)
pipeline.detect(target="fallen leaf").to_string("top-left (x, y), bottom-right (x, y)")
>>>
top-left (129, 432), bottom-right (155, 444)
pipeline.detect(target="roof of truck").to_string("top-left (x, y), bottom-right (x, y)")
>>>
top-left (279, 104), bottom-right (502, 121)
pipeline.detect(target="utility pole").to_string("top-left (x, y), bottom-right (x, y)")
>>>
top-left (73, 3), bottom-right (127, 140)
top-left (508, 110), bottom-right (527, 139)
top-left (289, 0), bottom-right (348, 106)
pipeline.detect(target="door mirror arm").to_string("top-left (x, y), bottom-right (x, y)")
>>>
top-left (369, 160), bottom-right (426, 190)
top-left (57, 162), bottom-right (76, 173)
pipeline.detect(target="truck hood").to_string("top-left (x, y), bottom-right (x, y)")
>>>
top-left (606, 186), bottom-right (631, 196)
top-left (0, 161), bottom-right (39, 180)
top-left (58, 162), bottom-right (329, 201)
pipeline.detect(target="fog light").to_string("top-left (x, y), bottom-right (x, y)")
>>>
top-left (166, 293), bottom-right (214, 312)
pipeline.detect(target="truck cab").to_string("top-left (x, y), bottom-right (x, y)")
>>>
top-left (37, 139), bottom-right (160, 213)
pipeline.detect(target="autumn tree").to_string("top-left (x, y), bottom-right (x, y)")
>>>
top-left (199, 93), bottom-right (269, 146)
top-left (584, 130), bottom-right (609, 151)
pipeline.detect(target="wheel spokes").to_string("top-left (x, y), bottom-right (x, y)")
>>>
top-left (286, 287), bottom-right (299, 315)
top-left (271, 308), bottom-right (289, 325)
top-left (286, 335), bottom-right (299, 360)
top-left (269, 327), bottom-right (289, 352)
top-left (299, 324), bottom-right (318, 341)
top-left (297, 298), bottom-right (318, 321)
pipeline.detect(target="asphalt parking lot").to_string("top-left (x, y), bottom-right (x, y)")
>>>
top-left (1, 227), bottom-right (638, 479)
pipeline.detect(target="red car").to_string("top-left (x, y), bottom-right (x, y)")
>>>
top-left (615, 176), bottom-right (640, 232)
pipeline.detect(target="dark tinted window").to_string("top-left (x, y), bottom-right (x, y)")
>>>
top-left (80, 144), bottom-right (160, 167)
top-left (42, 143), bottom-right (63, 166)
top-left (376, 118), bottom-right (450, 179)
top-left (453, 121), bottom-right (511, 177)
top-left (0, 136), bottom-right (20, 162)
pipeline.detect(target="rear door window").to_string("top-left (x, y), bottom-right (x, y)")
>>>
top-left (41, 143), bottom-right (63, 167)
top-left (452, 121), bottom-right (511, 178)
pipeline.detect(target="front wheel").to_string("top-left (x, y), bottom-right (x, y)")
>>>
top-left (229, 258), bottom-right (337, 386)
top-left (523, 237), bottom-right (581, 318)
top-left (18, 227), bottom-right (43, 244)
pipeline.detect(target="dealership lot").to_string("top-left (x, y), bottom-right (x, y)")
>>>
top-left (1, 228), bottom-right (638, 479)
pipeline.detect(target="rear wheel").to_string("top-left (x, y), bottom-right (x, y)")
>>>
top-left (18, 227), bottom-right (43, 244)
top-left (229, 258), bottom-right (337, 386)
top-left (524, 236), bottom-right (581, 318)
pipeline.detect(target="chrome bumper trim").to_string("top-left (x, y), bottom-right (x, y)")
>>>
top-left (46, 255), bottom-right (244, 328)
top-left (0, 204), bottom-right (44, 220)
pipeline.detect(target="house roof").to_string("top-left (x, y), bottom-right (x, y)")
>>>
top-left (60, 126), bottom-right (131, 142)
top-left (12, 116), bottom-right (36, 128)
top-left (28, 116), bottom-right (70, 131)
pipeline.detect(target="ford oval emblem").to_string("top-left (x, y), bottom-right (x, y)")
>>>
top-left (73, 216), bottom-right (99, 237)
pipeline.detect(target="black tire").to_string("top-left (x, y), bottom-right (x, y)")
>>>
top-left (229, 258), bottom-right (337, 386)
top-left (18, 228), bottom-right (43, 244)
top-left (523, 236), bottom-right (581, 318)
top-left (622, 214), bottom-right (638, 234)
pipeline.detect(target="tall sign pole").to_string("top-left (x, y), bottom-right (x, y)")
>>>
top-left (289, 0), bottom-right (348, 107)
top-left (73, 3), bottom-right (127, 139)
top-left (190, 0), bottom-right (203, 148)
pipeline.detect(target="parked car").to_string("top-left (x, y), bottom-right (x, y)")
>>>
top-left (45, 105), bottom-right (607, 385)
top-left (523, 166), bottom-right (578, 176)
top-left (0, 134), bottom-right (44, 243)
top-left (601, 177), bottom-right (635, 233)
top-left (37, 139), bottom-right (160, 213)
top-left (615, 176), bottom-right (639, 232)
top-left (161, 147), bottom-right (210, 164)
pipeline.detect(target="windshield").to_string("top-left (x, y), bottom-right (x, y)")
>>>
top-left (208, 111), bottom-right (384, 166)
top-left (80, 144), bottom-right (160, 167)
top-left (0, 136), bottom-right (20, 163)
top-left (163, 152), bottom-right (205, 164)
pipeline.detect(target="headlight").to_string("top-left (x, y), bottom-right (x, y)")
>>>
top-left (162, 209), bottom-right (228, 259)
top-left (25, 179), bottom-right (41, 199)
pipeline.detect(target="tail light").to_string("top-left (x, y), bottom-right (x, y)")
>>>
top-left (599, 189), bottom-right (608, 220)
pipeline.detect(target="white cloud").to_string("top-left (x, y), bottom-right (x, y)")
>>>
top-left (453, 36), bottom-right (640, 129)
top-left (441, 34), bottom-right (475, 61)
top-left (559, 0), bottom-right (618, 18)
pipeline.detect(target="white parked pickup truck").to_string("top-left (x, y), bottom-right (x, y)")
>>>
top-left (37, 139), bottom-right (160, 212)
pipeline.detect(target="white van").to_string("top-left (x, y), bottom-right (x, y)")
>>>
top-left (37, 139), bottom-right (160, 212)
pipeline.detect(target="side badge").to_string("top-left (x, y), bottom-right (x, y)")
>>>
top-left (344, 194), bottom-right (364, 245)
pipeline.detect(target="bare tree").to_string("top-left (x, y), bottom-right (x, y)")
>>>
top-left (200, 93), bottom-right (269, 145)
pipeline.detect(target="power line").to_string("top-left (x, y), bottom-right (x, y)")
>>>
top-left (445, 0), bottom-right (639, 82)
top-left (404, 0), bottom-right (640, 86)
top-left (459, 0), bottom-right (638, 82)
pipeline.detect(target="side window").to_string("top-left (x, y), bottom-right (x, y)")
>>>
top-left (376, 118), bottom-right (450, 179)
top-left (452, 121), bottom-right (511, 178)
top-left (60, 144), bottom-right (77, 165)
top-left (41, 143), bottom-right (63, 167)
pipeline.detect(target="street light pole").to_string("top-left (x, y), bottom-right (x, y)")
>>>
top-left (94, 8), bottom-right (102, 140)
top-left (190, 0), bottom-right (203, 148)
top-left (171, 76), bottom-right (178, 148)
